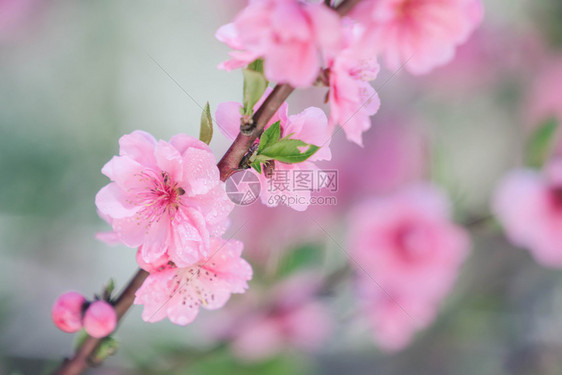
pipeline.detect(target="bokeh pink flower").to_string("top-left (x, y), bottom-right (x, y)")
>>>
top-left (493, 159), bottom-right (562, 267)
top-left (232, 299), bottom-right (331, 361)
top-left (357, 280), bottom-right (436, 351)
top-left (95, 131), bottom-right (234, 267)
top-left (349, 183), bottom-right (469, 350)
top-left (208, 272), bottom-right (332, 361)
top-left (216, 0), bottom-right (342, 87)
top-left (350, 0), bottom-right (484, 75)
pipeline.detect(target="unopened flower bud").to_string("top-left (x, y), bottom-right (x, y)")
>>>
top-left (83, 300), bottom-right (117, 338)
top-left (52, 291), bottom-right (86, 333)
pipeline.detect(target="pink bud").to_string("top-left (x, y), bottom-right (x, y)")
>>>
top-left (52, 291), bottom-right (86, 333)
top-left (83, 301), bottom-right (117, 338)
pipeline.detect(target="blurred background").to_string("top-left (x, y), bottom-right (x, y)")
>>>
top-left (2, 0), bottom-right (562, 374)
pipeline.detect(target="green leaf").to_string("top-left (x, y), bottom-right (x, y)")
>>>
top-left (199, 102), bottom-right (213, 145)
top-left (279, 132), bottom-right (295, 141)
top-left (103, 278), bottom-right (115, 301)
top-left (247, 58), bottom-right (265, 74)
top-left (242, 69), bottom-right (267, 117)
top-left (278, 243), bottom-right (324, 277)
top-left (258, 121), bottom-right (281, 153)
top-left (260, 139), bottom-right (320, 164)
top-left (251, 160), bottom-right (262, 174)
top-left (526, 117), bottom-right (559, 168)
top-left (90, 336), bottom-right (119, 364)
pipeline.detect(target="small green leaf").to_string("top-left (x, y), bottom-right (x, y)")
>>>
top-left (250, 154), bottom-right (272, 173)
top-left (279, 132), bottom-right (295, 141)
top-left (199, 102), bottom-right (213, 145)
top-left (248, 58), bottom-right (265, 74)
top-left (251, 160), bottom-right (262, 174)
top-left (278, 243), bottom-right (324, 277)
top-left (526, 117), bottom-right (559, 168)
top-left (260, 139), bottom-right (320, 164)
top-left (90, 336), bottom-right (119, 364)
top-left (258, 121), bottom-right (281, 153)
top-left (242, 69), bottom-right (267, 117)
top-left (103, 278), bottom-right (115, 301)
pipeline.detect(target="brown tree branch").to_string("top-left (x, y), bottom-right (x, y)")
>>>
top-left (52, 1), bottom-right (362, 374)
top-left (217, 84), bottom-right (294, 180)
top-left (335, 0), bottom-right (362, 15)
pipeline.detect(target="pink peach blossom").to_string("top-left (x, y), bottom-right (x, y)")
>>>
top-left (349, 184), bottom-right (469, 299)
top-left (349, 184), bottom-right (469, 350)
top-left (95, 131), bottom-right (234, 267)
top-left (134, 238), bottom-right (252, 326)
top-left (328, 20), bottom-right (381, 146)
top-left (83, 301), bottom-right (117, 338)
top-left (52, 291), bottom-right (86, 333)
top-left (216, 91), bottom-right (332, 211)
top-left (350, 0), bottom-right (484, 75)
top-left (217, 0), bottom-right (342, 87)
top-left (493, 159), bottom-right (562, 267)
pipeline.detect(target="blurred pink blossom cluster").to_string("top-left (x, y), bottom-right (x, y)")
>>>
top-left (217, 0), bottom-right (483, 146)
top-left (209, 273), bottom-right (332, 361)
top-left (95, 131), bottom-right (252, 326)
top-left (349, 184), bottom-right (470, 350)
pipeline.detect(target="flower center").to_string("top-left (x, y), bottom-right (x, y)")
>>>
top-left (395, 0), bottom-right (428, 24)
top-left (350, 58), bottom-right (379, 81)
top-left (392, 223), bottom-right (426, 262)
top-left (134, 170), bottom-right (185, 225)
top-left (171, 264), bottom-right (219, 308)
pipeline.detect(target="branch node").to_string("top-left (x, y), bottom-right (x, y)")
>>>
top-left (240, 115), bottom-right (255, 136)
